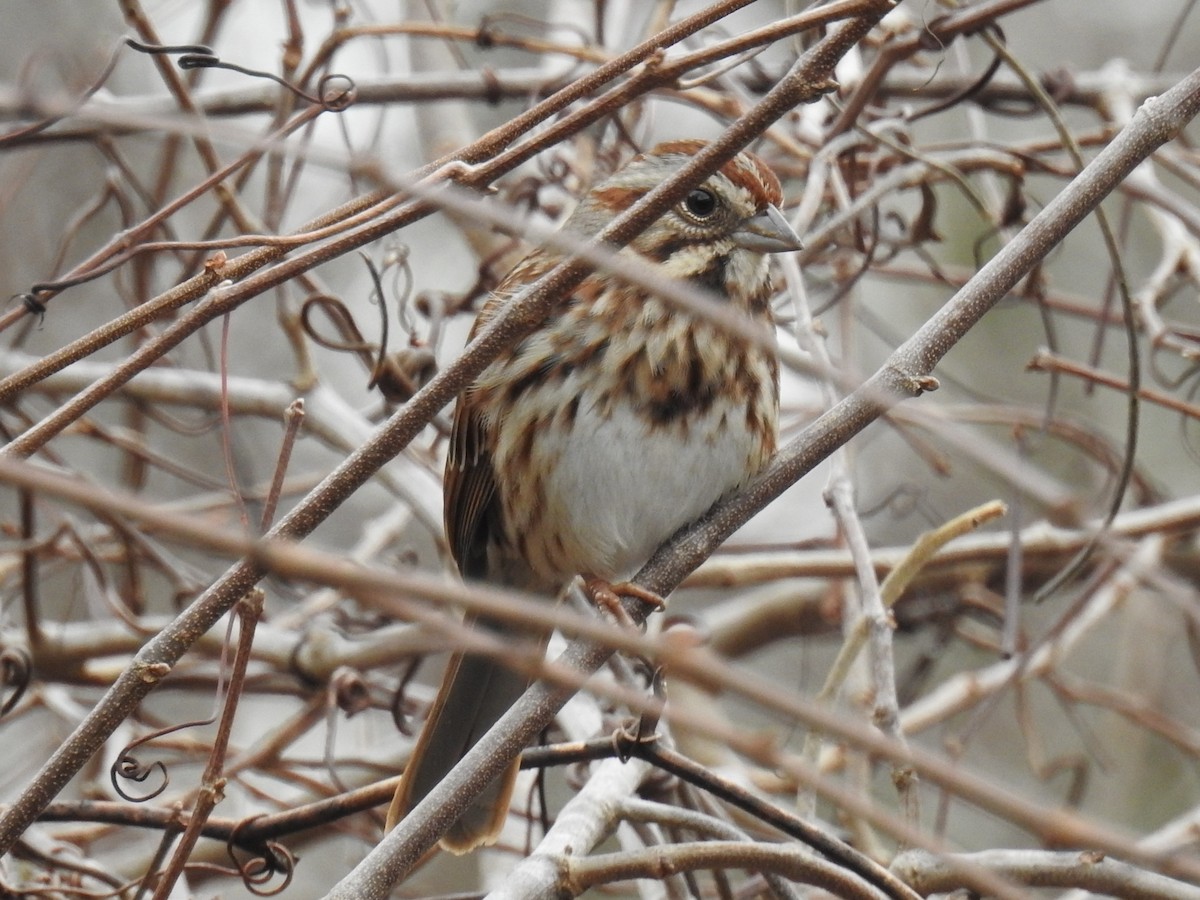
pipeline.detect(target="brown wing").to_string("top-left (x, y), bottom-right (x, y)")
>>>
top-left (444, 382), bottom-right (494, 580)
top-left (443, 291), bottom-right (503, 580)
top-left (443, 253), bottom-right (556, 580)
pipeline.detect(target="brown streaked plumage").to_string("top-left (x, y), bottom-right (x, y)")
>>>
top-left (387, 140), bottom-right (801, 853)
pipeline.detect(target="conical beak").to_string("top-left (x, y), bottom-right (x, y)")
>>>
top-left (733, 203), bottom-right (803, 253)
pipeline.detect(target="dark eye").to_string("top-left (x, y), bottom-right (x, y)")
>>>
top-left (684, 188), bottom-right (718, 219)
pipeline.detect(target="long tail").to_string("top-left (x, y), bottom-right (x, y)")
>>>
top-left (386, 627), bottom-right (531, 853)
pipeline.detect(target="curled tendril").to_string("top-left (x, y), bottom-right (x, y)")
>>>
top-left (611, 721), bottom-right (657, 764)
top-left (227, 820), bottom-right (295, 897)
top-left (11, 293), bottom-right (46, 325)
top-left (906, 23), bottom-right (1007, 123)
top-left (330, 667), bottom-right (372, 718)
top-left (107, 613), bottom-right (244, 803)
top-left (299, 293), bottom-right (374, 357)
top-left (390, 657), bottom-right (423, 734)
top-left (360, 253), bottom-right (391, 383)
top-left (380, 242), bottom-right (415, 333)
top-left (124, 38), bottom-right (355, 112)
top-left (313, 72), bottom-right (357, 112)
top-left (371, 347), bottom-right (438, 403)
top-left (177, 53), bottom-right (355, 111)
top-left (300, 265), bottom-right (437, 403)
top-left (109, 709), bottom-right (228, 803)
top-left (358, 248), bottom-right (437, 402)
top-left (0, 646), bottom-right (32, 717)
top-left (124, 38), bottom-right (213, 56)
top-left (109, 745), bottom-right (169, 802)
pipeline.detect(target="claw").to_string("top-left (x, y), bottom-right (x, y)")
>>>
top-left (584, 577), bottom-right (665, 626)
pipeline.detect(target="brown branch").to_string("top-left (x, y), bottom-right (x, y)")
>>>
top-left (0, 443), bottom-right (1194, 885)
top-left (893, 848), bottom-right (1200, 900)
top-left (148, 592), bottom-right (262, 899)
top-left (331, 61), bottom-right (1200, 896)
top-left (0, 0), bottom-right (758, 403)
top-left (568, 841), bottom-right (893, 899)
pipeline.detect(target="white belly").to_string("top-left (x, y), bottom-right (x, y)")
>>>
top-left (541, 398), bottom-right (757, 580)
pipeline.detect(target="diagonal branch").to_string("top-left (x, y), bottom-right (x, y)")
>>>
top-left (0, 0), bottom-right (894, 862)
top-left (334, 62), bottom-right (1200, 896)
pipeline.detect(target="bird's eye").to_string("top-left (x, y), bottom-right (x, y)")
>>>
top-left (684, 188), bottom-right (718, 219)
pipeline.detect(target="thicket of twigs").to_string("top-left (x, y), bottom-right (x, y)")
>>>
top-left (2, 1), bottom-right (1200, 897)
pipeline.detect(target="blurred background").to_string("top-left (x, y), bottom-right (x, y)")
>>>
top-left (1, 1), bottom-right (1199, 897)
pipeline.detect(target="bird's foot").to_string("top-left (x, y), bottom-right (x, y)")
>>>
top-left (584, 577), bottom-right (665, 627)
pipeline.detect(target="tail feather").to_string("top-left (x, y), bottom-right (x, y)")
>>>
top-left (386, 635), bottom-right (532, 853)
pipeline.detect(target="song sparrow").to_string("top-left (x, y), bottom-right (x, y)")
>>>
top-left (387, 139), bottom-right (801, 852)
